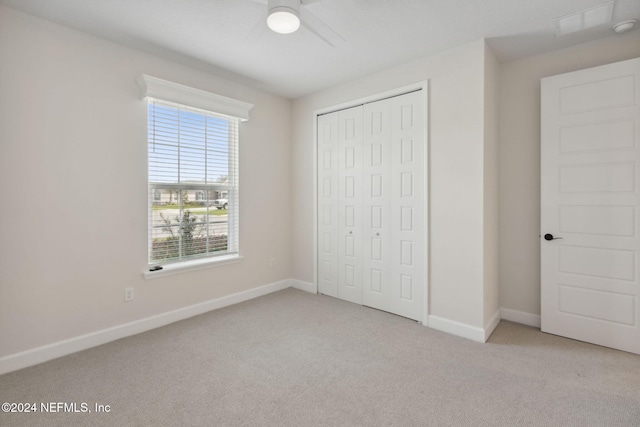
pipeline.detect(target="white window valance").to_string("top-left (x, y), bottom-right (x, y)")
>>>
top-left (136, 74), bottom-right (254, 121)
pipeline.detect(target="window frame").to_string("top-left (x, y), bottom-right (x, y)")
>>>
top-left (137, 75), bottom-right (253, 279)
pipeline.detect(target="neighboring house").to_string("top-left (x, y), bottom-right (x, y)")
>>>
top-left (152, 189), bottom-right (228, 206)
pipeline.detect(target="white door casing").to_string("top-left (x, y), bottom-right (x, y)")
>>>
top-left (541, 57), bottom-right (640, 354)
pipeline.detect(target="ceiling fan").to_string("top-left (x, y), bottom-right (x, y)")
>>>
top-left (247, 0), bottom-right (345, 47)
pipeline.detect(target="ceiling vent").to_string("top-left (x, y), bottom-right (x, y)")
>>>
top-left (553, 1), bottom-right (614, 37)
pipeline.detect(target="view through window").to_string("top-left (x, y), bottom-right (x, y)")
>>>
top-left (147, 99), bottom-right (239, 265)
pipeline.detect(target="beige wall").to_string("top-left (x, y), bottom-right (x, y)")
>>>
top-left (483, 44), bottom-right (500, 329)
top-left (292, 40), bottom-right (498, 330)
top-left (498, 30), bottom-right (640, 316)
top-left (0, 7), bottom-right (292, 357)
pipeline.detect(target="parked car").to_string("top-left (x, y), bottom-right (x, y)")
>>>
top-left (213, 198), bottom-right (228, 210)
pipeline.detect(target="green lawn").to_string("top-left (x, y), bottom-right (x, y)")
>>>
top-left (190, 209), bottom-right (227, 216)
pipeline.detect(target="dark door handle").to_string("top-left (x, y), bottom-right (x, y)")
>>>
top-left (544, 233), bottom-right (562, 241)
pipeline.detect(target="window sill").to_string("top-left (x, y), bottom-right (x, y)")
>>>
top-left (143, 254), bottom-right (243, 280)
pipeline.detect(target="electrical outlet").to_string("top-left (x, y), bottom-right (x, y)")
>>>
top-left (269, 258), bottom-right (276, 269)
top-left (124, 287), bottom-right (134, 302)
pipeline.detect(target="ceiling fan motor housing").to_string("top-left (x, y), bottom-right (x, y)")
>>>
top-left (267, 0), bottom-right (301, 34)
top-left (268, 0), bottom-right (301, 14)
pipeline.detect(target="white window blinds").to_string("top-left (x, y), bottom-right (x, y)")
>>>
top-left (147, 99), bottom-right (240, 265)
top-left (138, 75), bottom-right (252, 268)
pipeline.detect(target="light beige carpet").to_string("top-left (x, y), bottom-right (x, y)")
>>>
top-left (1, 288), bottom-right (639, 426)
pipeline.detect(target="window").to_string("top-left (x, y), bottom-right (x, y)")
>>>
top-left (137, 75), bottom-right (253, 270)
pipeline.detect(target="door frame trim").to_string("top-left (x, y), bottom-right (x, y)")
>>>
top-left (312, 81), bottom-right (430, 324)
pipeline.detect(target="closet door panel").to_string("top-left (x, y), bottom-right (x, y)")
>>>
top-left (338, 106), bottom-right (363, 304)
top-left (363, 99), bottom-right (392, 311)
top-left (390, 91), bottom-right (425, 321)
top-left (317, 112), bottom-right (339, 297)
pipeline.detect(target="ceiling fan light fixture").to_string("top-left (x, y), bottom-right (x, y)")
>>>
top-left (267, 0), bottom-right (301, 34)
top-left (267, 8), bottom-right (300, 33)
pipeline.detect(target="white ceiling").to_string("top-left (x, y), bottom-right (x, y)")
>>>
top-left (1, 0), bottom-right (639, 99)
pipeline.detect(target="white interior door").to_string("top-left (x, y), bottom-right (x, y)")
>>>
top-left (317, 111), bottom-right (339, 297)
top-left (360, 91), bottom-right (425, 321)
top-left (337, 106), bottom-right (363, 304)
top-left (541, 57), bottom-right (640, 354)
top-left (389, 91), bottom-right (425, 321)
top-left (363, 97), bottom-right (393, 312)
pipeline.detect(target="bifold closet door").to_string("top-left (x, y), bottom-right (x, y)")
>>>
top-left (362, 99), bottom-right (392, 311)
top-left (362, 91), bottom-right (425, 321)
top-left (317, 106), bottom-right (364, 303)
top-left (390, 91), bottom-right (424, 321)
top-left (337, 106), bottom-right (364, 304)
top-left (317, 90), bottom-right (425, 321)
top-left (317, 112), bottom-right (339, 297)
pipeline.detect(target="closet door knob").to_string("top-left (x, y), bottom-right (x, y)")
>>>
top-left (376, 232), bottom-right (380, 236)
top-left (349, 231), bottom-right (353, 234)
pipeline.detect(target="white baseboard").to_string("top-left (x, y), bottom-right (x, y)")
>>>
top-left (0, 279), bottom-right (294, 375)
top-left (484, 309), bottom-right (501, 341)
top-left (500, 307), bottom-right (541, 328)
top-left (290, 279), bottom-right (316, 294)
top-left (426, 309), bottom-right (504, 343)
top-left (427, 315), bottom-right (488, 343)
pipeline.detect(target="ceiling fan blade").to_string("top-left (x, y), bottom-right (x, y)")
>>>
top-left (299, 7), bottom-right (345, 47)
top-left (248, 0), bottom-right (320, 5)
top-left (249, 0), bottom-right (321, 5)
top-left (243, 18), bottom-right (269, 43)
